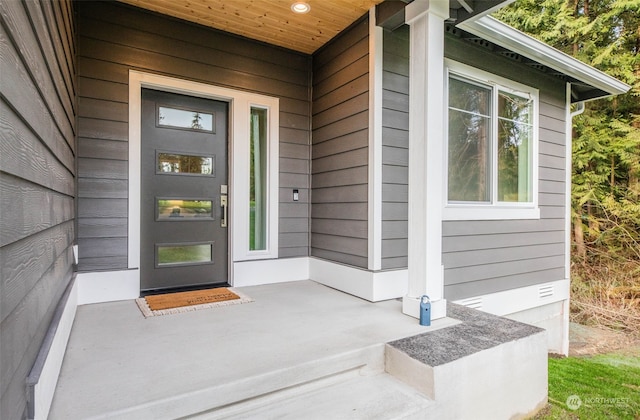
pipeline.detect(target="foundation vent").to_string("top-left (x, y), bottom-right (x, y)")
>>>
top-left (539, 285), bottom-right (554, 299)
top-left (460, 296), bottom-right (483, 310)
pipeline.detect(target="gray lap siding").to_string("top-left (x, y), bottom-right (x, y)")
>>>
top-left (0, 1), bottom-right (76, 418)
top-left (378, 26), bottom-right (568, 297)
top-left (76, 1), bottom-right (312, 271)
top-left (381, 25), bottom-right (410, 269)
top-left (311, 17), bottom-right (370, 269)
top-left (443, 34), bottom-right (568, 300)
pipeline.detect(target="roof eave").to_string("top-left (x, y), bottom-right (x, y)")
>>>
top-left (456, 15), bottom-right (631, 102)
top-left (452, 0), bottom-right (516, 23)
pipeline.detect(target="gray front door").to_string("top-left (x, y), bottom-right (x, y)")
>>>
top-left (140, 88), bottom-right (228, 293)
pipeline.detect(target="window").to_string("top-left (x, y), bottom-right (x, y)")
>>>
top-left (445, 61), bottom-right (539, 220)
top-left (249, 107), bottom-right (268, 251)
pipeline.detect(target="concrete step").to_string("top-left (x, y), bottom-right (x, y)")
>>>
top-left (384, 304), bottom-right (548, 419)
top-left (49, 283), bottom-right (449, 420)
top-left (91, 344), bottom-right (391, 419)
top-left (191, 369), bottom-right (435, 419)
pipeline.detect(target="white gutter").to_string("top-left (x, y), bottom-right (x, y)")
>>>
top-left (571, 101), bottom-right (586, 118)
top-left (456, 15), bottom-right (631, 99)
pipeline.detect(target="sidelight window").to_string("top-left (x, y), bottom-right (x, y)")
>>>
top-left (249, 107), bottom-right (268, 251)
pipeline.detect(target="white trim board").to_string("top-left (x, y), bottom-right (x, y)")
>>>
top-left (26, 279), bottom-right (78, 420)
top-left (76, 258), bottom-right (310, 304)
top-left (75, 257), bottom-right (408, 304)
top-left (453, 278), bottom-right (570, 317)
top-left (77, 270), bottom-right (140, 305)
top-left (233, 257), bottom-right (310, 287)
top-left (367, 8), bottom-right (383, 271)
top-left (309, 257), bottom-right (408, 302)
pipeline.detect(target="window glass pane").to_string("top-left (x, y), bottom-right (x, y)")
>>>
top-left (449, 78), bottom-right (491, 116)
top-left (157, 199), bottom-right (213, 220)
top-left (250, 108), bottom-right (268, 251)
top-left (158, 106), bottom-right (213, 131)
top-left (498, 91), bottom-right (533, 202)
top-left (157, 243), bottom-right (212, 266)
top-left (447, 73), bottom-right (536, 207)
top-left (158, 153), bottom-right (214, 175)
top-left (498, 120), bottom-right (532, 202)
top-left (448, 78), bottom-right (492, 202)
top-left (498, 92), bottom-right (533, 125)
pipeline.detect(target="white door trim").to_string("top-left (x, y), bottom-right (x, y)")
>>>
top-left (128, 71), bottom-right (280, 288)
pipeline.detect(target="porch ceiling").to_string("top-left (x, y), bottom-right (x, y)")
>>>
top-left (116, 0), bottom-right (385, 54)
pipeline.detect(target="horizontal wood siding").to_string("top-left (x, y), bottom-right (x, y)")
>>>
top-left (381, 26), bottom-right (409, 269)
top-left (76, 1), bottom-right (312, 270)
top-left (311, 16), bottom-right (370, 268)
top-left (0, 0), bottom-right (76, 418)
top-left (443, 33), bottom-right (568, 300)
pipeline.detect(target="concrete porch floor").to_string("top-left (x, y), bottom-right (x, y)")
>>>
top-left (49, 280), bottom-right (457, 419)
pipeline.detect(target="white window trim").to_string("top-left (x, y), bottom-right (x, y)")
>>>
top-left (443, 59), bottom-right (540, 221)
top-left (244, 103), bottom-right (278, 259)
top-left (128, 71), bottom-right (279, 276)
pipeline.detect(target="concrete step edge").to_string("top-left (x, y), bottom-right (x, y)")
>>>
top-left (192, 371), bottom-right (436, 420)
top-left (93, 344), bottom-right (387, 420)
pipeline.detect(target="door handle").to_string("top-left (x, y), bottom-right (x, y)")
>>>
top-left (220, 195), bottom-right (228, 228)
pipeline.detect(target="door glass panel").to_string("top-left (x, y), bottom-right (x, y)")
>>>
top-left (157, 243), bottom-right (213, 266)
top-left (157, 152), bottom-right (214, 175)
top-left (157, 199), bottom-right (213, 220)
top-left (250, 107), bottom-right (268, 251)
top-left (158, 106), bottom-right (214, 132)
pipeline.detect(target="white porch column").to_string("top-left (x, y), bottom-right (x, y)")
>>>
top-left (402, 0), bottom-right (448, 320)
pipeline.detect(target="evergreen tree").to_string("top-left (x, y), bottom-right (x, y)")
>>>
top-left (497, 0), bottom-right (640, 259)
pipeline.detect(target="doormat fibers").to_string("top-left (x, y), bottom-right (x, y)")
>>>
top-left (135, 287), bottom-right (253, 318)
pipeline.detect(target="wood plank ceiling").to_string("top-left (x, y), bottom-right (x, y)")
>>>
top-left (117, 0), bottom-right (385, 54)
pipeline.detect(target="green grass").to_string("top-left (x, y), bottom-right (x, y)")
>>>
top-left (538, 351), bottom-right (640, 419)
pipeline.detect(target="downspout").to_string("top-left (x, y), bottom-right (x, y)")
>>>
top-left (567, 99), bottom-right (585, 280)
top-left (563, 83), bottom-right (586, 356)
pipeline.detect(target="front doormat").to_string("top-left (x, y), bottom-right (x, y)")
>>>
top-left (135, 287), bottom-right (253, 318)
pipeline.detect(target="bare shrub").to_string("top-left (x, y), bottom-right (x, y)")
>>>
top-left (571, 246), bottom-right (640, 336)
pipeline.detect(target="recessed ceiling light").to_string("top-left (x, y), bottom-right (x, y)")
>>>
top-left (291, 2), bottom-right (311, 14)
